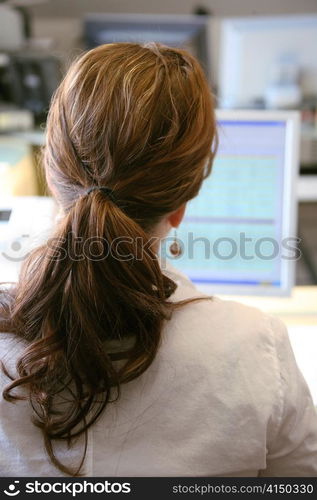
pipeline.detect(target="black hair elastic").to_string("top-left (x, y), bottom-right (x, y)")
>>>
top-left (87, 186), bottom-right (116, 203)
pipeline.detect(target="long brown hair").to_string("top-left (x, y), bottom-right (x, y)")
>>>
top-left (0, 43), bottom-right (217, 475)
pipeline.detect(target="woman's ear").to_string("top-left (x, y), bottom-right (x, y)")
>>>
top-left (167, 203), bottom-right (186, 228)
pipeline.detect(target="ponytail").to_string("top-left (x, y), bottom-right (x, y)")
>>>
top-left (1, 42), bottom-right (217, 475)
top-left (2, 190), bottom-right (177, 475)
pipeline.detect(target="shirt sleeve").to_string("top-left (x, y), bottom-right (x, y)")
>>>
top-left (259, 316), bottom-right (317, 477)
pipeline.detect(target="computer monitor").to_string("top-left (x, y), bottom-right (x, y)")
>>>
top-left (84, 13), bottom-right (212, 81)
top-left (163, 110), bottom-right (300, 296)
top-left (218, 15), bottom-right (317, 109)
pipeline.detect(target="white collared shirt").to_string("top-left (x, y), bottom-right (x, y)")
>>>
top-left (1, 264), bottom-right (317, 476)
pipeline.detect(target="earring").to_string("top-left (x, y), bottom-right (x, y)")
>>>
top-left (169, 230), bottom-right (183, 257)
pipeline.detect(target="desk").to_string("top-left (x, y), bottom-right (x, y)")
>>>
top-left (219, 288), bottom-right (317, 405)
top-left (220, 286), bottom-right (317, 325)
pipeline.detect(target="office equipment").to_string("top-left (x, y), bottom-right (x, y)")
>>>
top-left (218, 15), bottom-right (317, 110)
top-left (165, 110), bottom-right (300, 296)
top-left (0, 48), bottom-right (60, 127)
top-left (0, 196), bottom-right (56, 283)
top-left (84, 13), bottom-right (212, 81)
top-left (6, 52), bottom-right (61, 124)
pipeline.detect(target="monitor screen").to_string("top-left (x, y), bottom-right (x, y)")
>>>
top-left (218, 15), bottom-right (317, 109)
top-left (162, 110), bottom-right (300, 296)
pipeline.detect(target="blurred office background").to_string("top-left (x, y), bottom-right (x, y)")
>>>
top-left (0, 0), bottom-right (317, 286)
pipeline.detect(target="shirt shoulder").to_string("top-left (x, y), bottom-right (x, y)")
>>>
top-left (163, 261), bottom-right (277, 353)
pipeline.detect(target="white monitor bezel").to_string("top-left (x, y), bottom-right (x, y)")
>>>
top-left (177, 109), bottom-right (300, 297)
top-left (218, 15), bottom-right (317, 109)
